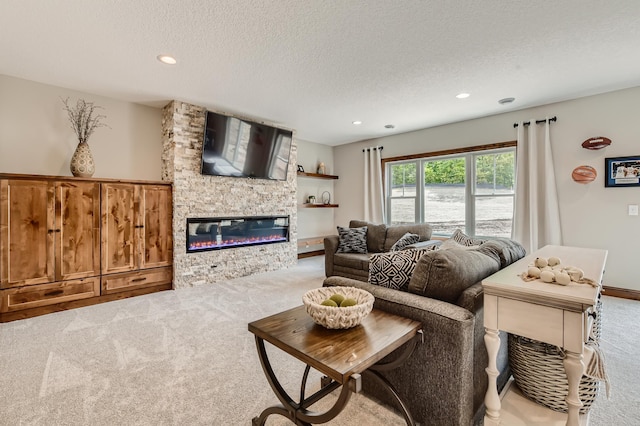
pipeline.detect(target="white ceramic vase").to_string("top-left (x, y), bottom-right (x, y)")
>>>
top-left (70, 141), bottom-right (95, 177)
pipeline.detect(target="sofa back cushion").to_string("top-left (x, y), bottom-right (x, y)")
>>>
top-left (479, 238), bottom-right (527, 268)
top-left (408, 248), bottom-right (500, 303)
top-left (383, 223), bottom-right (433, 252)
top-left (349, 220), bottom-right (387, 253)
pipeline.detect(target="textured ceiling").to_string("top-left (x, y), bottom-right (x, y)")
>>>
top-left (2, 0), bottom-right (640, 146)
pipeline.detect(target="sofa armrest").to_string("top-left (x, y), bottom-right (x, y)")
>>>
top-left (324, 276), bottom-right (473, 323)
top-left (323, 276), bottom-right (477, 424)
top-left (324, 235), bottom-right (339, 277)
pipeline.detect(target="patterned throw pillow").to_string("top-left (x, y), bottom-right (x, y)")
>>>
top-left (368, 247), bottom-right (437, 290)
top-left (336, 226), bottom-right (368, 253)
top-left (390, 232), bottom-right (420, 251)
top-left (451, 229), bottom-right (486, 246)
top-left (440, 238), bottom-right (481, 251)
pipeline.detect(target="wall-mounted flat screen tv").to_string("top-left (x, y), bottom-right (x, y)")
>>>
top-left (201, 110), bottom-right (293, 181)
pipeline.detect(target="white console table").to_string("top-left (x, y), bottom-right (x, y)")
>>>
top-left (482, 245), bottom-right (607, 426)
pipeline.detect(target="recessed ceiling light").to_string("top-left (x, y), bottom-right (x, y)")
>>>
top-left (498, 97), bottom-right (515, 105)
top-left (157, 54), bottom-right (177, 65)
top-left (385, 124), bottom-right (395, 129)
top-left (352, 120), bottom-right (362, 125)
top-left (456, 93), bottom-right (470, 99)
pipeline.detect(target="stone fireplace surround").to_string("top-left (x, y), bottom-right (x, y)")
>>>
top-left (161, 101), bottom-right (297, 289)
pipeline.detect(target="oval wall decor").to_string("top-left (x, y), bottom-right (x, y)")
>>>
top-left (581, 137), bottom-right (611, 150)
top-left (572, 165), bottom-right (597, 184)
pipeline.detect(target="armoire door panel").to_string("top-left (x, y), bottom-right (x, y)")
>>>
top-left (56, 181), bottom-right (101, 280)
top-left (101, 183), bottom-right (137, 274)
top-left (0, 179), bottom-right (55, 288)
top-left (140, 185), bottom-right (173, 269)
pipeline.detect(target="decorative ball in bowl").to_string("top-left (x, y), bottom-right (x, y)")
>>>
top-left (302, 286), bottom-right (374, 329)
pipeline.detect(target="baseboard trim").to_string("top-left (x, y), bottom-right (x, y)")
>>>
top-left (298, 250), bottom-right (325, 259)
top-left (602, 285), bottom-right (640, 301)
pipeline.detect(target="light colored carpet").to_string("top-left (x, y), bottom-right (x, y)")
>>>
top-left (0, 256), bottom-right (637, 425)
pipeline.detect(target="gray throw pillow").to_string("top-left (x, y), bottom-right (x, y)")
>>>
top-left (336, 226), bottom-right (368, 253)
top-left (368, 247), bottom-right (436, 290)
top-left (390, 232), bottom-right (420, 251)
top-left (408, 248), bottom-right (500, 303)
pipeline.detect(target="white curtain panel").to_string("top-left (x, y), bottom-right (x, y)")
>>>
top-left (512, 119), bottom-right (562, 253)
top-left (363, 147), bottom-right (386, 223)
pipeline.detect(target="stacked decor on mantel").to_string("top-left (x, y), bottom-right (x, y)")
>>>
top-left (62, 97), bottom-right (109, 178)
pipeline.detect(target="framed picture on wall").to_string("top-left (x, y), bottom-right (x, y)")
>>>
top-left (605, 156), bottom-right (640, 187)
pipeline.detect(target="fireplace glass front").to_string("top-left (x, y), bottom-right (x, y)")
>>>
top-left (186, 216), bottom-right (289, 253)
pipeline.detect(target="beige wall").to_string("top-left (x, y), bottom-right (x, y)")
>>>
top-left (333, 86), bottom-right (640, 291)
top-left (0, 75), bottom-right (162, 180)
top-left (296, 139), bottom-right (337, 240)
top-left (3, 73), bottom-right (638, 290)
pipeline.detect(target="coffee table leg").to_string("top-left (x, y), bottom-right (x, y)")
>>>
top-left (253, 336), bottom-right (358, 425)
top-left (365, 331), bottom-right (422, 426)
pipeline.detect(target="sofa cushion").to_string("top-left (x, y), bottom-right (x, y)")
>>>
top-left (334, 252), bottom-right (371, 271)
top-left (368, 247), bottom-right (437, 290)
top-left (408, 248), bottom-right (500, 303)
top-left (390, 232), bottom-right (420, 251)
top-left (451, 229), bottom-right (486, 246)
top-left (336, 226), bottom-right (368, 253)
top-left (350, 220), bottom-right (387, 252)
top-left (383, 223), bottom-right (432, 252)
top-left (478, 238), bottom-right (527, 268)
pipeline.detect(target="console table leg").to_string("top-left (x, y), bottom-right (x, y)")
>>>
top-left (484, 327), bottom-right (501, 425)
top-left (563, 350), bottom-right (584, 426)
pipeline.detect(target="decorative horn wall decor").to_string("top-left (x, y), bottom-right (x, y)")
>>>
top-left (572, 165), bottom-right (597, 184)
top-left (582, 137), bottom-right (611, 150)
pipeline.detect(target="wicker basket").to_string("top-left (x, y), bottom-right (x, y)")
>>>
top-left (509, 299), bottom-right (602, 414)
top-left (302, 286), bottom-right (374, 329)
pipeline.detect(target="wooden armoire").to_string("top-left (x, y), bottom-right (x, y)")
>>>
top-left (0, 173), bottom-right (173, 322)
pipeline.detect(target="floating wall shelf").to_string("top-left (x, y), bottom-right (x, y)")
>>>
top-left (299, 203), bottom-right (339, 208)
top-left (297, 172), bottom-right (339, 180)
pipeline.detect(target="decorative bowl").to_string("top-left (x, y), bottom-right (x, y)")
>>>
top-left (302, 286), bottom-right (374, 329)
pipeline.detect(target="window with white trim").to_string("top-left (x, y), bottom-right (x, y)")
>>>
top-left (385, 145), bottom-right (515, 238)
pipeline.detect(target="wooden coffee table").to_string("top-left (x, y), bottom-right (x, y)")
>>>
top-left (248, 305), bottom-right (422, 425)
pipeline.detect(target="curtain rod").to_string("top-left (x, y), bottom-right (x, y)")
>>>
top-left (362, 146), bottom-right (384, 152)
top-left (513, 116), bottom-right (557, 128)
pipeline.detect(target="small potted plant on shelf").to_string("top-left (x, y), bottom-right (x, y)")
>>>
top-left (62, 97), bottom-right (109, 177)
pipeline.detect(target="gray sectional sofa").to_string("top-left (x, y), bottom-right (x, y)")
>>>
top-left (323, 221), bottom-right (526, 425)
top-left (324, 220), bottom-right (441, 281)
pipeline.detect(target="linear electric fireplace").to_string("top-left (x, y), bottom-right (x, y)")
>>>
top-left (186, 216), bottom-right (290, 253)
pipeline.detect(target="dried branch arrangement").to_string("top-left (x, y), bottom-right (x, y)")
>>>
top-left (61, 97), bottom-right (109, 144)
